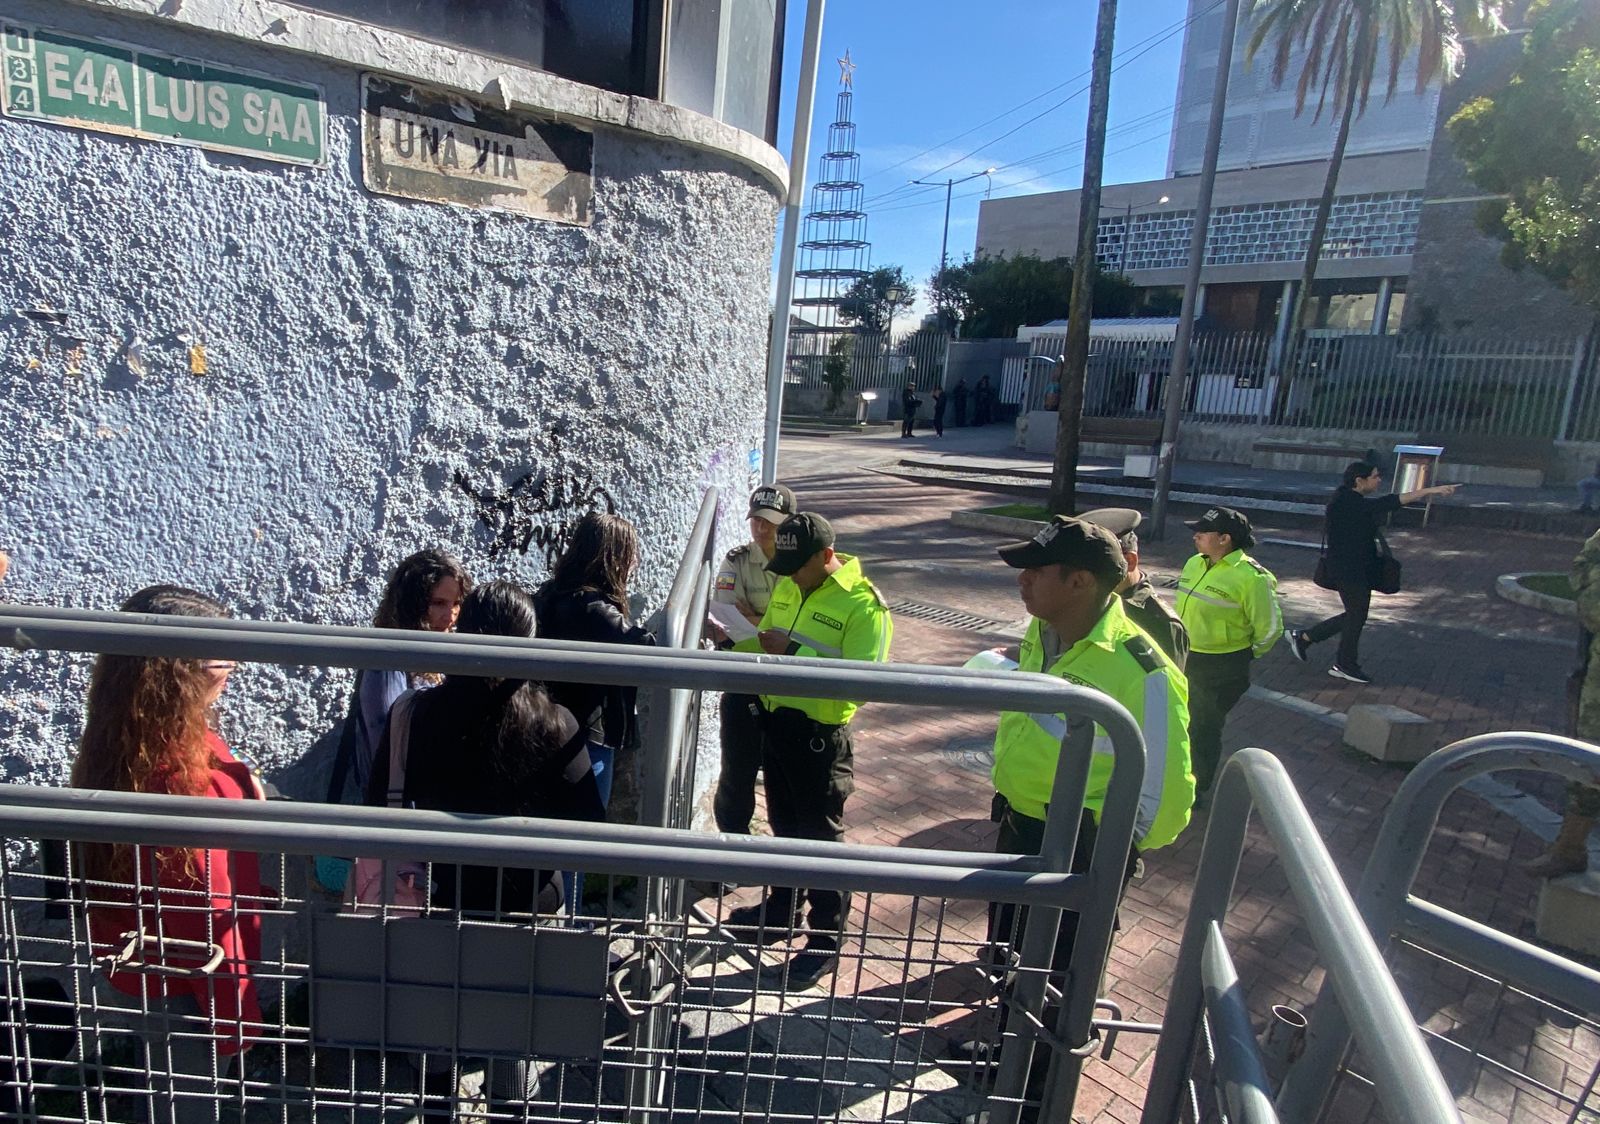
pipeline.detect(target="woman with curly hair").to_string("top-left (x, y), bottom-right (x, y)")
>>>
top-left (71, 584), bottom-right (262, 1120)
top-left (327, 549), bottom-right (471, 806)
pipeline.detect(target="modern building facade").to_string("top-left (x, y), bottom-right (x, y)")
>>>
top-left (976, 0), bottom-right (1586, 339)
top-left (0, 0), bottom-right (787, 791)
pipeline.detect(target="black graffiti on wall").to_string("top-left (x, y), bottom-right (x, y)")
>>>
top-left (454, 435), bottom-right (617, 563)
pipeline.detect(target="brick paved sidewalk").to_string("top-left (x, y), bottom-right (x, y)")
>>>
top-left (732, 439), bottom-right (1600, 1122)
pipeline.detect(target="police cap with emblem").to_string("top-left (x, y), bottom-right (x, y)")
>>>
top-left (748, 483), bottom-right (797, 525)
top-left (998, 515), bottom-right (1127, 583)
top-left (767, 512), bottom-right (835, 575)
top-left (1185, 506), bottom-right (1255, 548)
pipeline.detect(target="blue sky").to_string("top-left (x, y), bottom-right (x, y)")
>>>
top-left (775, 0), bottom-right (1196, 319)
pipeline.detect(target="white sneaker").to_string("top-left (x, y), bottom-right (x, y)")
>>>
top-left (1329, 664), bottom-right (1372, 685)
top-left (1287, 630), bottom-right (1310, 663)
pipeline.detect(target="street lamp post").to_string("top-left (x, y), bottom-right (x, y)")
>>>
top-left (1115, 194), bottom-right (1169, 275)
top-left (884, 281), bottom-right (907, 383)
top-left (912, 167), bottom-right (997, 274)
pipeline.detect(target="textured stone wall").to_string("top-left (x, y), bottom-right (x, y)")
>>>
top-left (0, 3), bottom-right (778, 795)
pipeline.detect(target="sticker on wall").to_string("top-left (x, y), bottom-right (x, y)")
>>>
top-left (187, 342), bottom-right (207, 376)
top-left (1, 23), bottom-right (327, 167)
top-left (360, 74), bottom-right (593, 225)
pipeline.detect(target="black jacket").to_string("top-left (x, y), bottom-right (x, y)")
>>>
top-left (366, 679), bottom-right (604, 915)
top-left (1121, 577), bottom-right (1189, 671)
top-left (533, 585), bottom-right (657, 748)
top-left (1323, 487), bottom-right (1402, 586)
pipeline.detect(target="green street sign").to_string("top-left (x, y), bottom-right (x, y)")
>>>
top-left (1, 23), bottom-right (326, 166)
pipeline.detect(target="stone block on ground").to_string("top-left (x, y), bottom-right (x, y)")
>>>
top-left (1535, 871), bottom-right (1600, 957)
top-left (1342, 704), bottom-right (1438, 764)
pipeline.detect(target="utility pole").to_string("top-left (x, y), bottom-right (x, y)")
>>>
top-left (1048, 0), bottom-right (1118, 517)
top-left (913, 167), bottom-right (995, 274)
top-left (1148, 0), bottom-right (1241, 538)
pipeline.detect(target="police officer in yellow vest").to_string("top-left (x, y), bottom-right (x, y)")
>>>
top-left (992, 516), bottom-right (1194, 899)
top-left (1176, 507), bottom-right (1282, 800)
top-left (724, 511), bottom-right (893, 989)
top-left (711, 483), bottom-right (797, 835)
top-left (954, 517), bottom-right (1193, 1097)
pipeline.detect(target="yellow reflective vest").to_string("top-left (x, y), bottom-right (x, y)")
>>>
top-left (756, 554), bottom-right (893, 726)
top-left (1176, 550), bottom-right (1283, 657)
top-left (991, 598), bottom-right (1195, 850)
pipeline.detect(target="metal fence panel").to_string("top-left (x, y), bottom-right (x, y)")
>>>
top-left (1280, 732), bottom-right (1600, 1122)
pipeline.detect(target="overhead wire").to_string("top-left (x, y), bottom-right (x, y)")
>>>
top-left (859, 0), bottom-right (1223, 208)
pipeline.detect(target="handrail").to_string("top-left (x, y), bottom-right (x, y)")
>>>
top-left (1279, 732), bottom-right (1600, 1118)
top-left (0, 609), bottom-right (1140, 726)
top-left (1140, 748), bottom-right (1459, 1124)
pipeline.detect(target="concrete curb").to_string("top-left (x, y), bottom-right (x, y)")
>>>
top-left (950, 510), bottom-right (1044, 537)
top-left (1495, 572), bottom-right (1578, 619)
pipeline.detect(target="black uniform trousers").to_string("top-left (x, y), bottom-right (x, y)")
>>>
top-left (760, 704), bottom-right (855, 937)
top-left (987, 800), bottom-right (1139, 1123)
top-left (1186, 648), bottom-right (1253, 795)
top-left (713, 692), bottom-right (764, 834)
top-left (987, 800), bottom-right (1138, 973)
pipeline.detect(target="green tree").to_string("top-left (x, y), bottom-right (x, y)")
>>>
top-left (929, 253), bottom-right (1136, 339)
top-left (836, 267), bottom-right (916, 334)
top-left (1448, 0), bottom-right (1600, 310)
top-left (821, 335), bottom-right (855, 413)
top-left (1248, 0), bottom-right (1504, 415)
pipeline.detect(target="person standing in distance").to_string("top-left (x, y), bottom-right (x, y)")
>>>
top-left (710, 483), bottom-right (797, 836)
top-left (901, 382), bottom-right (921, 439)
top-left (724, 512), bottom-right (893, 989)
top-left (1286, 461), bottom-right (1458, 684)
top-left (1176, 507), bottom-right (1281, 800)
top-left (1080, 508), bottom-right (1189, 670)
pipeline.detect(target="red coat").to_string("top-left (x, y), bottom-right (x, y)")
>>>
top-left (88, 732), bottom-right (265, 1054)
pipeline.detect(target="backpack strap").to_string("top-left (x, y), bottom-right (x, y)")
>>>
top-left (323, 670), bottom-right (365, 805)
top-left (383, 689), bottom-right (419, 810)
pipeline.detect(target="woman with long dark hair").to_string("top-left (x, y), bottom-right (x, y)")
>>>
top-left (1288, 460), bottom-right (1457, 684)
top-left (72, 585), bottom-right (262, 1120)
top-left (364, 581), bottom-right (601, 1114)
top-left (329, 549), bottom-right (471, 805)
top-left (365, 580), bottom-right (604, 912)
top-left (534, 513), bottom-right (656, 810)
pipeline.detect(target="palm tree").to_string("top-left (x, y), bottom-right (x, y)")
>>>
top-left (1252, 0), bottom-right (1504, 419)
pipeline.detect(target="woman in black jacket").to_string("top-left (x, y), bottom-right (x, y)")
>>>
top-left (366, 580), bottom-right (604, 913)
top-left (534, 513), bottom-right (656, 809)
top-left (1288, 460), bottom-right (1457, 684)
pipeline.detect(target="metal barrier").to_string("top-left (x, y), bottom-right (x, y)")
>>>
top-left (0, 603), bottom-right (1466, 1120)
top-left (0, 602), bottom-right (1146, 1123)
top-left (1140, 748), bottom-right (1459, 1124)
top-left (1282, 732), bottom-right (1600, 1122)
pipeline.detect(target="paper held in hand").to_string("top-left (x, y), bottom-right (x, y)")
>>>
top-left (707, 600), bottom-right (758, 643)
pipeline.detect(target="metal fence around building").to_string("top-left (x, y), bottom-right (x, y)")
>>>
top-left (1015, 330), bottom-right (1600, 442)
top-left (0, 575), bottom-right (1459, 1120)
top-left (784, 330), bottom-right (951, 403)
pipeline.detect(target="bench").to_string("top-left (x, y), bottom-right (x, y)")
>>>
top-left (1249, 438), bottom-right (1371, 476)
top-left (1082, 418), bottom-right (1162, 446)
top-left (1418, 433), bottom-right (1553, 471)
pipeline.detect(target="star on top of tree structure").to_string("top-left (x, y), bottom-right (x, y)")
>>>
top-left (837, 50), bottom-right (855, 89)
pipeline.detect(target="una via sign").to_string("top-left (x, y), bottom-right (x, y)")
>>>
top-left (1, 23), bottom-right (326, 166)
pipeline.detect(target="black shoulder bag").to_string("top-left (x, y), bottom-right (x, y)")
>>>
top-left (1313, 525), bottom-right (1338, 591)
top-left (1371, 529), bottom-right (1402, 595)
